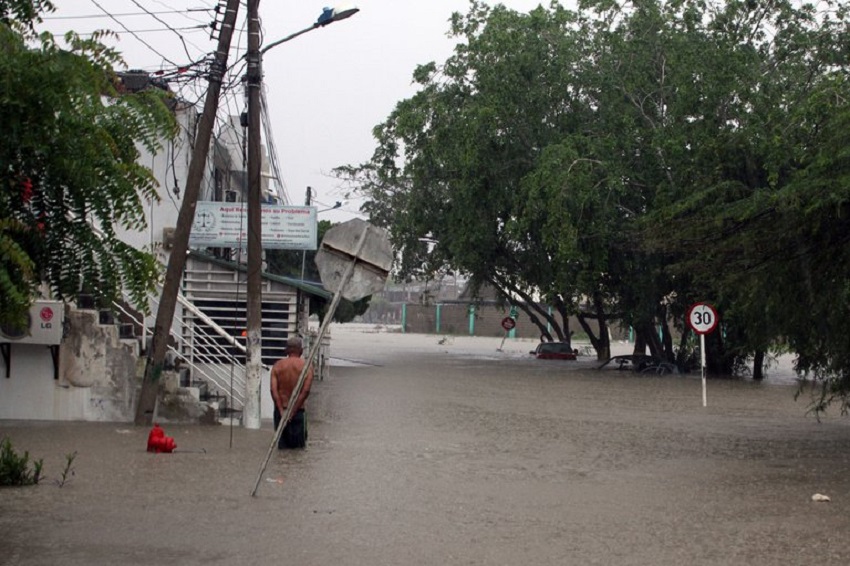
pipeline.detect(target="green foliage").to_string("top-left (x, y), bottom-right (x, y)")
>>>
top-left (0, 0), bottom-right (53, 29)
top-left (0, 218), bottom-right (36, 332)
top-left (0, 437), bottom-right (43, 486)
top-left (1, 2), bottom-right (176, 327)
top-left (341, 0), bottom-right (850, 405)
top-left (56, 450), bottom-right (77, 488)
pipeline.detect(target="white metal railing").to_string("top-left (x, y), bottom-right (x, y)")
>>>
top-left (114, 289), bottom-right (257, 411)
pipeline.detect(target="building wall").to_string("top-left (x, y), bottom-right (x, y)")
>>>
top-left (402, 303), bottom-right (625, 341)
top-left (115, 105), bottom-right (199, 260)
top-left (0, 306), bottom-right (139, 421)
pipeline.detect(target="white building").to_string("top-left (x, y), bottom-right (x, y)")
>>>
top-left (0, 71), bottom-right (326, 422)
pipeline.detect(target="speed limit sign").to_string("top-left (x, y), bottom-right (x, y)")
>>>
top-left (687, 302), bottom-right (718, 335)
top-left (688, 302), bottom-right (719, 408)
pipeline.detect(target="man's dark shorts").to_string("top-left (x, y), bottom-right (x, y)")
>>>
top-left (273, 407), bottom-right (307, 449)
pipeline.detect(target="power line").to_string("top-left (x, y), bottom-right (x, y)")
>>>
top-left (149, 0), bottom-right (215, 25)
top-left (44, 8), bottom-right (211, 20)
top-left (56, 25), bottom-right (207, 36)
top-left (260, 89), bottom-right (290, 204)
top-left (129, 0), bottom-right (201, 61)
top-left (89, 0), bottom-right (180, 66)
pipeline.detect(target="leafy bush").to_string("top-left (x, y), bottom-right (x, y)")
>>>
top-left (0, 437), bottom-right (43, 486)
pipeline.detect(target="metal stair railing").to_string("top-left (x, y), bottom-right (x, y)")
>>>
top-left (89, 225), bottom-right (253, 412)
top-left (114, 290), bottom-right (255, 410)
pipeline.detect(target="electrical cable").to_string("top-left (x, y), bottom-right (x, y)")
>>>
top-left (149, 0), bottom-right (217, 25)
top-left (228, 112), bottom-right (249, 449)
top-left (44, 8), bottom-right (212, 20)
top-left (129, 0), bottom-right (199, 62)
top-left (60, 25), bottom-right (207, 36)
top-left (88, 0), bottom-right (180, 66)
top-left (260, 89), bottom-right (290, 204)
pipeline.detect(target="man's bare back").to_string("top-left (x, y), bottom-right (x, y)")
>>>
top-left (270, 338), bottom-right (313, 415)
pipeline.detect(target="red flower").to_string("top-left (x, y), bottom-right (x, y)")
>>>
top-left (20, 177), bottom-right (33, 203)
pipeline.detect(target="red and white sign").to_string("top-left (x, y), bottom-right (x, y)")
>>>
top-left (687, 302), bottom-right (718, 335)
top-left (501, 317), bottom-right (516, 331)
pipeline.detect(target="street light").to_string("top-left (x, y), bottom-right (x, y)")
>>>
top-left (260, 5), bottom-right (360, 55)
top-left (317, 201), bottom-right (343, 213)
top-left (243, 3), bottom-right (359, 430)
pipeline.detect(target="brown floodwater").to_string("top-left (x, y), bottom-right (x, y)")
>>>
top-left (2, 327), bottom-right (849, 565)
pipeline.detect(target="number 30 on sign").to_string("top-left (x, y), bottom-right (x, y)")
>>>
top-left (687, 303), bottom-right (719, 335)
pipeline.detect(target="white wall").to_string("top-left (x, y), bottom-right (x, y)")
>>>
top-left (114, 105), bottom-right (203, 258)
top-left (0, 307), bottom-right (140, 422)
top-left (0, 344), bottom-right (58, 420)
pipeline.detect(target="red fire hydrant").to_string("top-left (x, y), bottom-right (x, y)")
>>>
top-left (147, 424), bottom-right (177, 453)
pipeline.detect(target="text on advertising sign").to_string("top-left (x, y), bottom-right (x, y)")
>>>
top-left (189, 202), bottom-right (318, 250)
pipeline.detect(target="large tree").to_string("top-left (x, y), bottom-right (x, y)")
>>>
top-left (1, 1), bottom-right (176, 331)
top-left (641, 0), bottom-right (850, 395)
top-left (340, 0), bottom-right (850, 398)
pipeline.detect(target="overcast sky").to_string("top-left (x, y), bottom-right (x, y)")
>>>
top-left (40, 1), bottom-right (562, 222)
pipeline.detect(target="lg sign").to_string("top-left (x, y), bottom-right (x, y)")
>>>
top-left (0, 300), bottom-right (63, 345)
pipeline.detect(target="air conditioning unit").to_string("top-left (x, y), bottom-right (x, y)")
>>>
top-left (0, 300), bottom-right (64, 345)
top-left (162, 227), bottom-right (176, 250)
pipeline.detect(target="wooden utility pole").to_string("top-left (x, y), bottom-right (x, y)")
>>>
top-left (243, 0), bottom-right (263, 429)
top-left (134, 0), bottom-right (242, 425)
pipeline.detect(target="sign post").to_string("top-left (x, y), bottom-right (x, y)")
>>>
top-left (687, 302), bottom-right (719, 407)
top-left (250, 219), bottom-right (391, 497)
top-left (497, 316), bottom-right (516, 351)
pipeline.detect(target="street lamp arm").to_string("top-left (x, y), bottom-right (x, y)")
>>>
top-left (260, 5), bottom-right (359, 56)
top-left (260, 23), bottom-right (319, 55)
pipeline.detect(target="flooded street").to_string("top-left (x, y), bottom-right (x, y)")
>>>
top-left (3, 325), bottom-right (850, 565)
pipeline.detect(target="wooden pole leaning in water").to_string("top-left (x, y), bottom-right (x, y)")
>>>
top-left (250, 223), bottom-right (370, 497)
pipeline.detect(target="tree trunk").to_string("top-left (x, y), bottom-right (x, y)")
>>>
top-left (633, 328), bottom-right (646, 355)
top-left (660, 317), bottom-right (674, 362)
top-left (594, 294), bottom-right (611, 360)
top-left (753, 350), bottom-right (765, 381)
top-left (705, 330), bottom-right (733, 375)
top-left (491, 276), bottom-right (564, 341)
top-left (637, 322), bottom-right (663, 359)
top-left (529, 313), bottom-right (554, 342)
top-left (577, 291), bottom-right (610, 360)
top-left (675, 327), bottom-right (692, 371)
top-left (552, 295), bottom-right (572, 349)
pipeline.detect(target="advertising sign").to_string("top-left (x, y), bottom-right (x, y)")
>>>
top-left (189, 202), bottom-right (317, 250)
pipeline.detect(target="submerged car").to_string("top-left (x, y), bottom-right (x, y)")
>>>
top-left (597, 354), bottom-right (679, 375)
top-left (530, 342), bottom-right (578, 360)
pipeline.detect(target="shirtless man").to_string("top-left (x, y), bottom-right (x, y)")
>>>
top-left (270, 336), bottom-right (314, 449)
